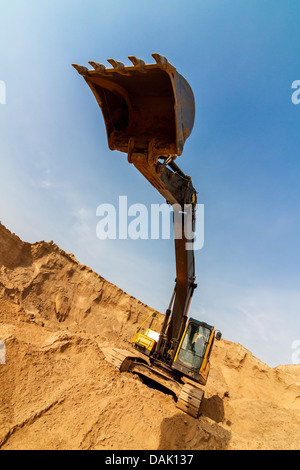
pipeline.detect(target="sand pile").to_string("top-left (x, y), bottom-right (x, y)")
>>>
top-left (0, 222), bottom-right (299, 450)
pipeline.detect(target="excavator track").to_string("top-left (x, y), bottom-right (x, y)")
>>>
top-left (102, 347), bottom-right (204, 418)
top-left (101, 347), bottom-right (147, 371)
top-left (101, 348), bottom-right (131, 368)
top-left (101, 347), bottom-right (179, 394)
top-left (176, 384), bottom-right (204, 418)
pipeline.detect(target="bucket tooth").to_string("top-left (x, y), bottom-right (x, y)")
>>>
top-left (107, 58), bottom-right (126, 73)
top-left (88, 61), bottom-right (106, 73)
top-left (128, 55), bottom-right (146, 72)
top-left (152, 53), bottom-right (167, 67)
top-left (72, 63), bottom-right (89, 76)
top-left (152, 53), bottom-right (175, 73)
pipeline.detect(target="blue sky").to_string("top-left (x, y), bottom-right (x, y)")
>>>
top-left (0, 0), bottom-right (300, 367)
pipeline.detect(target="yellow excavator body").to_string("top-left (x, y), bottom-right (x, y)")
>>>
top-left (131, 311), bottom-right (161, 355)
top-left (73, 54), bottom-right (221, 418)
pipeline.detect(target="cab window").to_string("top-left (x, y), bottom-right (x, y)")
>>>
top-left (177, 323), bottom-right (211, 370)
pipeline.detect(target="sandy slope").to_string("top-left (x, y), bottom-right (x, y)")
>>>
top-left (0, 222), bottom-right (299, 450)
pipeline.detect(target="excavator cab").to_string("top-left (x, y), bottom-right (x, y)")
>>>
top-left (172, 319), bottom-right (216, 386)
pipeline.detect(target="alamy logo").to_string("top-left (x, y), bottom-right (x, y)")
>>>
top-left (0, 340), bottom-right (5, 364)
top-left (291, 340), bottom-right (300, 364)
top-left (0, 80), bottom-right (6, 104)
top-left (291, 80), bottom-right (300, 105)
top-left (96, 196), bottom-right (204, 250)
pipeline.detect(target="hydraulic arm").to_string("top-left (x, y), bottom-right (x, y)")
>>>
top-left (149, 158), bottom-right (198, 366)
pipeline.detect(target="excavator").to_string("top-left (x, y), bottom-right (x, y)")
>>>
top-left (73, 54), bottom-right (221, 418)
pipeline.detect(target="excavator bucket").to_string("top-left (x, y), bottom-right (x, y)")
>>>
top-left (72, 53), bottom-right (195, 159)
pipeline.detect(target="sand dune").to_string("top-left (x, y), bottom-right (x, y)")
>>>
top-left (0, 222), bottom-right (299, 450)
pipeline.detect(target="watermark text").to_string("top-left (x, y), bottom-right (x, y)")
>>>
top-left (291, 340), bottom-right (300, 364)
top-left (291, 80), bottom-right (300, 105)
top-left (0, 341), bottom-right (5, 364)
top-left (0, 80), bottom-right (6, 104)
top-left (96, 196), bottom-right (204, 250)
